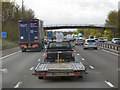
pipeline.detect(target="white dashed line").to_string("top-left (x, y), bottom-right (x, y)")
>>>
top-left (14, 82), bottom-right (22, 88)
top-left (105, 81), bottom-right (114, 88)
top-left (82, 58), bottom-right (85, 61)
top-left (38, 59), bottom-right (41, 61)
top-left (77, 54), bottom-right (79, 55)
top-left (74, 51), bottom-right (77, 53)
top-left (0, 50), bottom-right (21, 60)
top-left (102, 50), bottom-right (119, 56)
top-left (43, 53), bottom-right (45, 56)
top-left (89, 65), bottom-right (94, 69)
top-left (30, 67), bottom-right (34, 71)
top-left (0, 68), bottom-right (8, 73)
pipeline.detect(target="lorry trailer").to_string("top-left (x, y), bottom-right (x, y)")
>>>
top-left (18, 19), bottom-right (44, 52)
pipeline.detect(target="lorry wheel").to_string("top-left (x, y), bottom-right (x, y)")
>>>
top-left (94, 48), bottom-right (97, 50)
top-left (38, 76), bottom-right (43, 79)
top-left (78, 76), bottom-right (83, 78)
top-left (22, 49), bottom-right (26, 52)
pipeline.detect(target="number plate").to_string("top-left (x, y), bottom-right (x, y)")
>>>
top-left (56, 59), bottom-right (64, 62)
top-left (57, 73), bottom-right (66, 75)
top-left (89, 44), bottom-right (93, 45)
top-left (28, 44), bottom-right (31, 48)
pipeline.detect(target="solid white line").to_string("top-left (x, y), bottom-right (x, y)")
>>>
top-left (14, 82), bottom-right (22, 88)
top-left (82, 58), bottom-right (85, 61)
top-left (102, 49), bottom-right (119, 56)
top-left (105, 81), bottom-right (114, 88)
top-left (0, 50), bottom-right (21, 60)
top-left (38, 59), bottom-right (41, 61)
top-left (30, 67), bottom-right (34, 71)
top-left (90, 65), bottom-right (94, 69)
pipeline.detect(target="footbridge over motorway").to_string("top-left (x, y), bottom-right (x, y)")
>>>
top-left (43, 24), bottom-right (115, 30)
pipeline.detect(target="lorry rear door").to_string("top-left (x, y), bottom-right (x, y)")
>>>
top-left (19, 20), bottom-right (29, 42)
top-left (29, 20), bottom-right (39, 42)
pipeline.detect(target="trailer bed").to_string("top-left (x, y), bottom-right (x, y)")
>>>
top-left (34, 62), bottom-right (86, 79)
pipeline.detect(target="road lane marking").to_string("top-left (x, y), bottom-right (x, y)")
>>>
top-left (82, 58), bottom-right (85, 61)
top-left (105, 81), bottom-right (114, 88)
top-left (30, 67), bottom-right (34, 71)
top-left (14, 82), bottom-right (22, 88)
top-left (89, 65), bottom-right (94, 69)
top-left (102, 50), bottom-right (119, 56)
top-left (38, 59), bottom-right (41, 61)
top-left (77, 54), bottom-right (79, 55)
top-left (74, 51), bottom-right (77, 53)
top-left (43, 53), bottom-right (45, 56)
top-left (0, 50), bottom-right (21, 60)
top-left (0, 68), bottom-right (8, 73)
top-left (117, 68), bottom-right (120, 71)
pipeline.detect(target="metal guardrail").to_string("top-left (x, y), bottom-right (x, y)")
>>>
top-left (97, 42), bottom-right (120, 54)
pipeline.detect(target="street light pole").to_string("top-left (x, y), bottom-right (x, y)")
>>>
top-left (22, 0), bottom-right (24, 13)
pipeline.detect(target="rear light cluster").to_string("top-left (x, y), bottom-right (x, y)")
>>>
top-left (21, 45), bottom-right (26, 47)
top-left (72, 52), bottom-right (74, 58)
top-left (45, 52), bottom-right (47, 58)
top-left (85, 43), bottom-right (87, 45)
top-left (32, 44), bottom-right (38, 47)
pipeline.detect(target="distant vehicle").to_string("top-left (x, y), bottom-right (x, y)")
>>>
top-left (55, 32), bottom-right (64, 40)
top-left (33, 40), bottom-right (86, 79)
top-left (98, 38), bottom-right (108, 42)
top-left (89, 35), bottom-right (94, 39)
top-left (44, 39), bottom-right (47, 45)
top-left (73, 35), bottom-right (78, 40)
top-left (112, 38), bottom-right (120, 44)
top-left (94, 36), bottom-right (98, 40)
top-left (75, 38), bottom-right (84, 45)
top-left (83, 39), bottom-right (97, 50)
top-left (18, 19), bottom-right (44, 52)
top-left (66, 34), bottom-right (74, 41)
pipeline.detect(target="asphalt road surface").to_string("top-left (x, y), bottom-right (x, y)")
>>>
top-left (1, 43), bottom-right (118, 88)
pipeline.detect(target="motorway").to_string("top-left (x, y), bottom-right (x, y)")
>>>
top-left (1, 42), bottom-right (119, 88)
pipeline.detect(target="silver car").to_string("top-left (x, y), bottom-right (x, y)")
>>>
top-left (83, 39), bottom-right (97, 50)
top-left (75, 38), bottom-right (84, 45)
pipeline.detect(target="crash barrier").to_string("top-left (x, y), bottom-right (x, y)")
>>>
top-left (97, 42), bottom-right (120, 54)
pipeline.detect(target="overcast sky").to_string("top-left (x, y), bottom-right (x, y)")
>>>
top-left (14, 0), bottom-right (119, 32)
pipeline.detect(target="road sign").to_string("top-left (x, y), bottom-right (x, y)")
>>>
top-left (47, 31), bottom-right (53, 38)
top-left (1, 32), bottom-right (7, 38)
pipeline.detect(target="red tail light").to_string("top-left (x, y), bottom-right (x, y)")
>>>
top-left (76, 72), bottom-right (80, 76)
top-left (72, 52), bottom-right (74, 58)
top-left (85, 43), bottom-right (87, 45)
top-left (45, 52), bottom-right (47, 58)
top-left (40, 73), bottom-right (45, 76)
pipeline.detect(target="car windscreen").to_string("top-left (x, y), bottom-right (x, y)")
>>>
top-left (48, 42), bottom-right (71, 49)
top-left (87, 40), bottom-right (96, 43)
top-left (114, 39), bottom-right (120, 41)
top-left (77, 39), bottom-right (83, 41)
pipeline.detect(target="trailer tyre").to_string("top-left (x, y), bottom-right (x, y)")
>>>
top-left (38, 76), bottom-right (43, 79)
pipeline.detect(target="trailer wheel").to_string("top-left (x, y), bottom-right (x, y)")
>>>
top-left (38, 76), bottom-right (43, 79)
